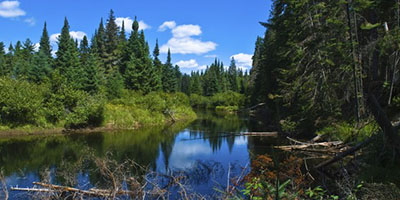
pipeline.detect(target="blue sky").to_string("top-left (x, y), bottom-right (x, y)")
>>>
top-left (0, 0), bottom-right (272, 74)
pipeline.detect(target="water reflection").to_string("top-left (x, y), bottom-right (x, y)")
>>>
top-left (0, 110), bottom-right (269, 198)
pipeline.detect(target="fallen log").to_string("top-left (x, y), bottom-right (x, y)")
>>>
top-left (28, 182), bottom-right (133, 197)
top-left (274, 141), bottom-right (343, 150)
top-left (314, 136), bottom-right (376, 169)
top-left (241, 132), bottom-right (278, 136)
top-left (11, 187), bottom-right (53, 193)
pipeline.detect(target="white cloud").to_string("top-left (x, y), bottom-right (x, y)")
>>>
top-left (24, 17), bottom-right (35, 26)
top-left (138, 20), bottom-right (151, 31)
top-left (69, 31), bottom-right (86, 41)
top-left (50, 31), bottom-right (87, 44)
top-left (115, 17), bottom-right (151, 32)
top-left (175, 59), bottom-right (207, 71)
top-left (0, 1), bottom-right (26, 18)
top-left (171, 24), bottom-right (201, 38)
top-left (160, 23), bottom-right (217, 55)
top-left (33, 42), bottom-right (39, 52)
top-left (160, 37), bottom-right (217, 55)
top-left (231, 53), bottom-right (253, 70)
top-left (50, 33), bottom-right (60, 44)
top-left (158, 21), bottom-right (176, 31)
top-left (175, 59), bottom-right (199, 69)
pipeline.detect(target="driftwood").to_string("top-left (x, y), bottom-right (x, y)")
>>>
top-left (12, 182), bottom-right (134, 197)
top-left (314, 136), bottom-right (376, 169)
top-left (239, 103), bottom-right (266, 112)
top-left (241, 132), bottom-right (278, 136)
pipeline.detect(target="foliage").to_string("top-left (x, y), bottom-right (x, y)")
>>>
top-left (317, 122), bottom-right (378, 142)
top-left (0, 77), bottom-right (46, 127)
top-left (105, 91), bottom-right (196, 128)
top-left (242, 154), bottom-right (307, 199)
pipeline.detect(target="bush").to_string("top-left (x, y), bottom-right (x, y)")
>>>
top-left (189, 94), bottom-right (210, 108)
top-left (105, 91), bottom-right (196, 128)
top-left (64, 93), bottom-right (105, 129)
top-left (210, 91), bottom-right (245, 107)
top-left (0, 77), bottom-right (46, 127)
top-left (317, 122), bottom-right (378, 142)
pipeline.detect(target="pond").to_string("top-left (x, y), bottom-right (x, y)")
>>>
top-left (0, 110), bottom-right (284, 199)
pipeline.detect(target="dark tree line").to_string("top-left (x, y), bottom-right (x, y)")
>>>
top-left (181, 58), bottom-right (250, 97)
top-left (249, 0), bottom-right (400, 153)
top-left (0, 10), bottom-right (182, 97)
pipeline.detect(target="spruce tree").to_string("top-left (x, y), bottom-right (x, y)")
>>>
top-left (152, 39), bottom-right (163, 91)
top-left (79, 35), bottom-right (90, 65)
top-left (28, 51), bottom-right (51, 83)
top-left (96, 18), bottom-right (107, 71)
top-left (0, 42), bottom-right (5, 76)
top-left (228, 57), bottom-right (239, 92)
top-left (39, 22), bottom-right (52, 58)
top-left (117, 20), bottom-right (127, 73)
top-left (1, 44), bottom-right (14, 76)
top-left (55, 18), bottom-right (80, 73)
top-left (124, 17), bottom-right (157, 93)
top-left (105, 9), bottom-right (119, 72)
top-left (162, 49), bottom-right (177, 92)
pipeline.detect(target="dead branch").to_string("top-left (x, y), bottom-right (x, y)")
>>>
top-left (315, 136), bottom-right (376, 169)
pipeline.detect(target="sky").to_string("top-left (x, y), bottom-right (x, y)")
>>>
top-left (0, 0), bottom-right (272, 74)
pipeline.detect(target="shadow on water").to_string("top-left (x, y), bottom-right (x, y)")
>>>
top-left (0, 110), bottom-right (288, 198)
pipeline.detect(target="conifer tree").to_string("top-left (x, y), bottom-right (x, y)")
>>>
top-left (1, 44), bottom-right (14, 76)
top-left (162, 49), bottom-right (177, 92)
top-left (96, 18), bottom-right (107, 70)
top-left (0, 42), bottom-right (5, 76)
top-left (79, 35), bottom-right (90, 65)
top-left (117, 20), bottom-right (127, 73)
top-left (39, 22), bottom-right (52, 58)
top-left (228, 57), bottom-right (239, 92)
top-left (105, 9), bottom-right (119, 72)
top-left (152, 39), bottom-right (163, 90)
top-left (55, 18), bottom-right (80, 74)
top-left (28, 51), bottom-right (51, 83)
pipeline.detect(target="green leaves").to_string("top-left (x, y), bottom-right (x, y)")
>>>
top-left (360, 22), bottom-right (381, 30)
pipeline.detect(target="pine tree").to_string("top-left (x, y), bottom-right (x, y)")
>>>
top-left (105, 9), bottom-right (119, 72)
top-left (28, 51), bottom-right (51, 83)
top-left (55, 17), bottom-right (80, 74)
top-left (39, 22), bottom-right (52, 58)
top-left (152, 39), bottom-right (163, 90)
top-left (0, 42), bottom-right (5, 76)
top-left (96, 18), bottom-right (107, 71)
top-left (124, 17), bottom-right (158, 93)
top-left (162, 49), bottom-right (177, 92)
top-left (81, 50), bottom-right (102, 94)
top-left (117, 20), bottom-right (127, 73)
top-left (13, 39), bottom-right (34, 78)
top-left (105, 68), bottom-right (124, 99)
top-left (228, 57), bottom-right (239, 92)
top-left (1, 44), bottom-right (14, 76)
top-left (79, 35), bottom-right (90, 65)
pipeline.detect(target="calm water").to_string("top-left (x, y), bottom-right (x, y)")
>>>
top-left (0, 111), bottom-right (283, 199)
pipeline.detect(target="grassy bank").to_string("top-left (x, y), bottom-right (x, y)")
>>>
top-left (189, 91), bottom-right (245, 114)
top-left (103, 92), bottom-right (196, 129)
top-left (0, 77), bottom-right (196, 135)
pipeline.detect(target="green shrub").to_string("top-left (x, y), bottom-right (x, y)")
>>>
top-left (210, 91), bottom-right (245, 107)
top-left (317, 122), bottom-right (378, 142)
top-left (0, 77), bottom-right (46, 127)
top-left (215, 106), bottom-right (239, 114)
top-left (189, 94), bottom-right (210, 108)
top-left (64, 93), bottom-right (105, 129)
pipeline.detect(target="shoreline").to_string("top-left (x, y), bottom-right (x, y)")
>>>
top-left (0, 117), bottom-right (195, 139)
